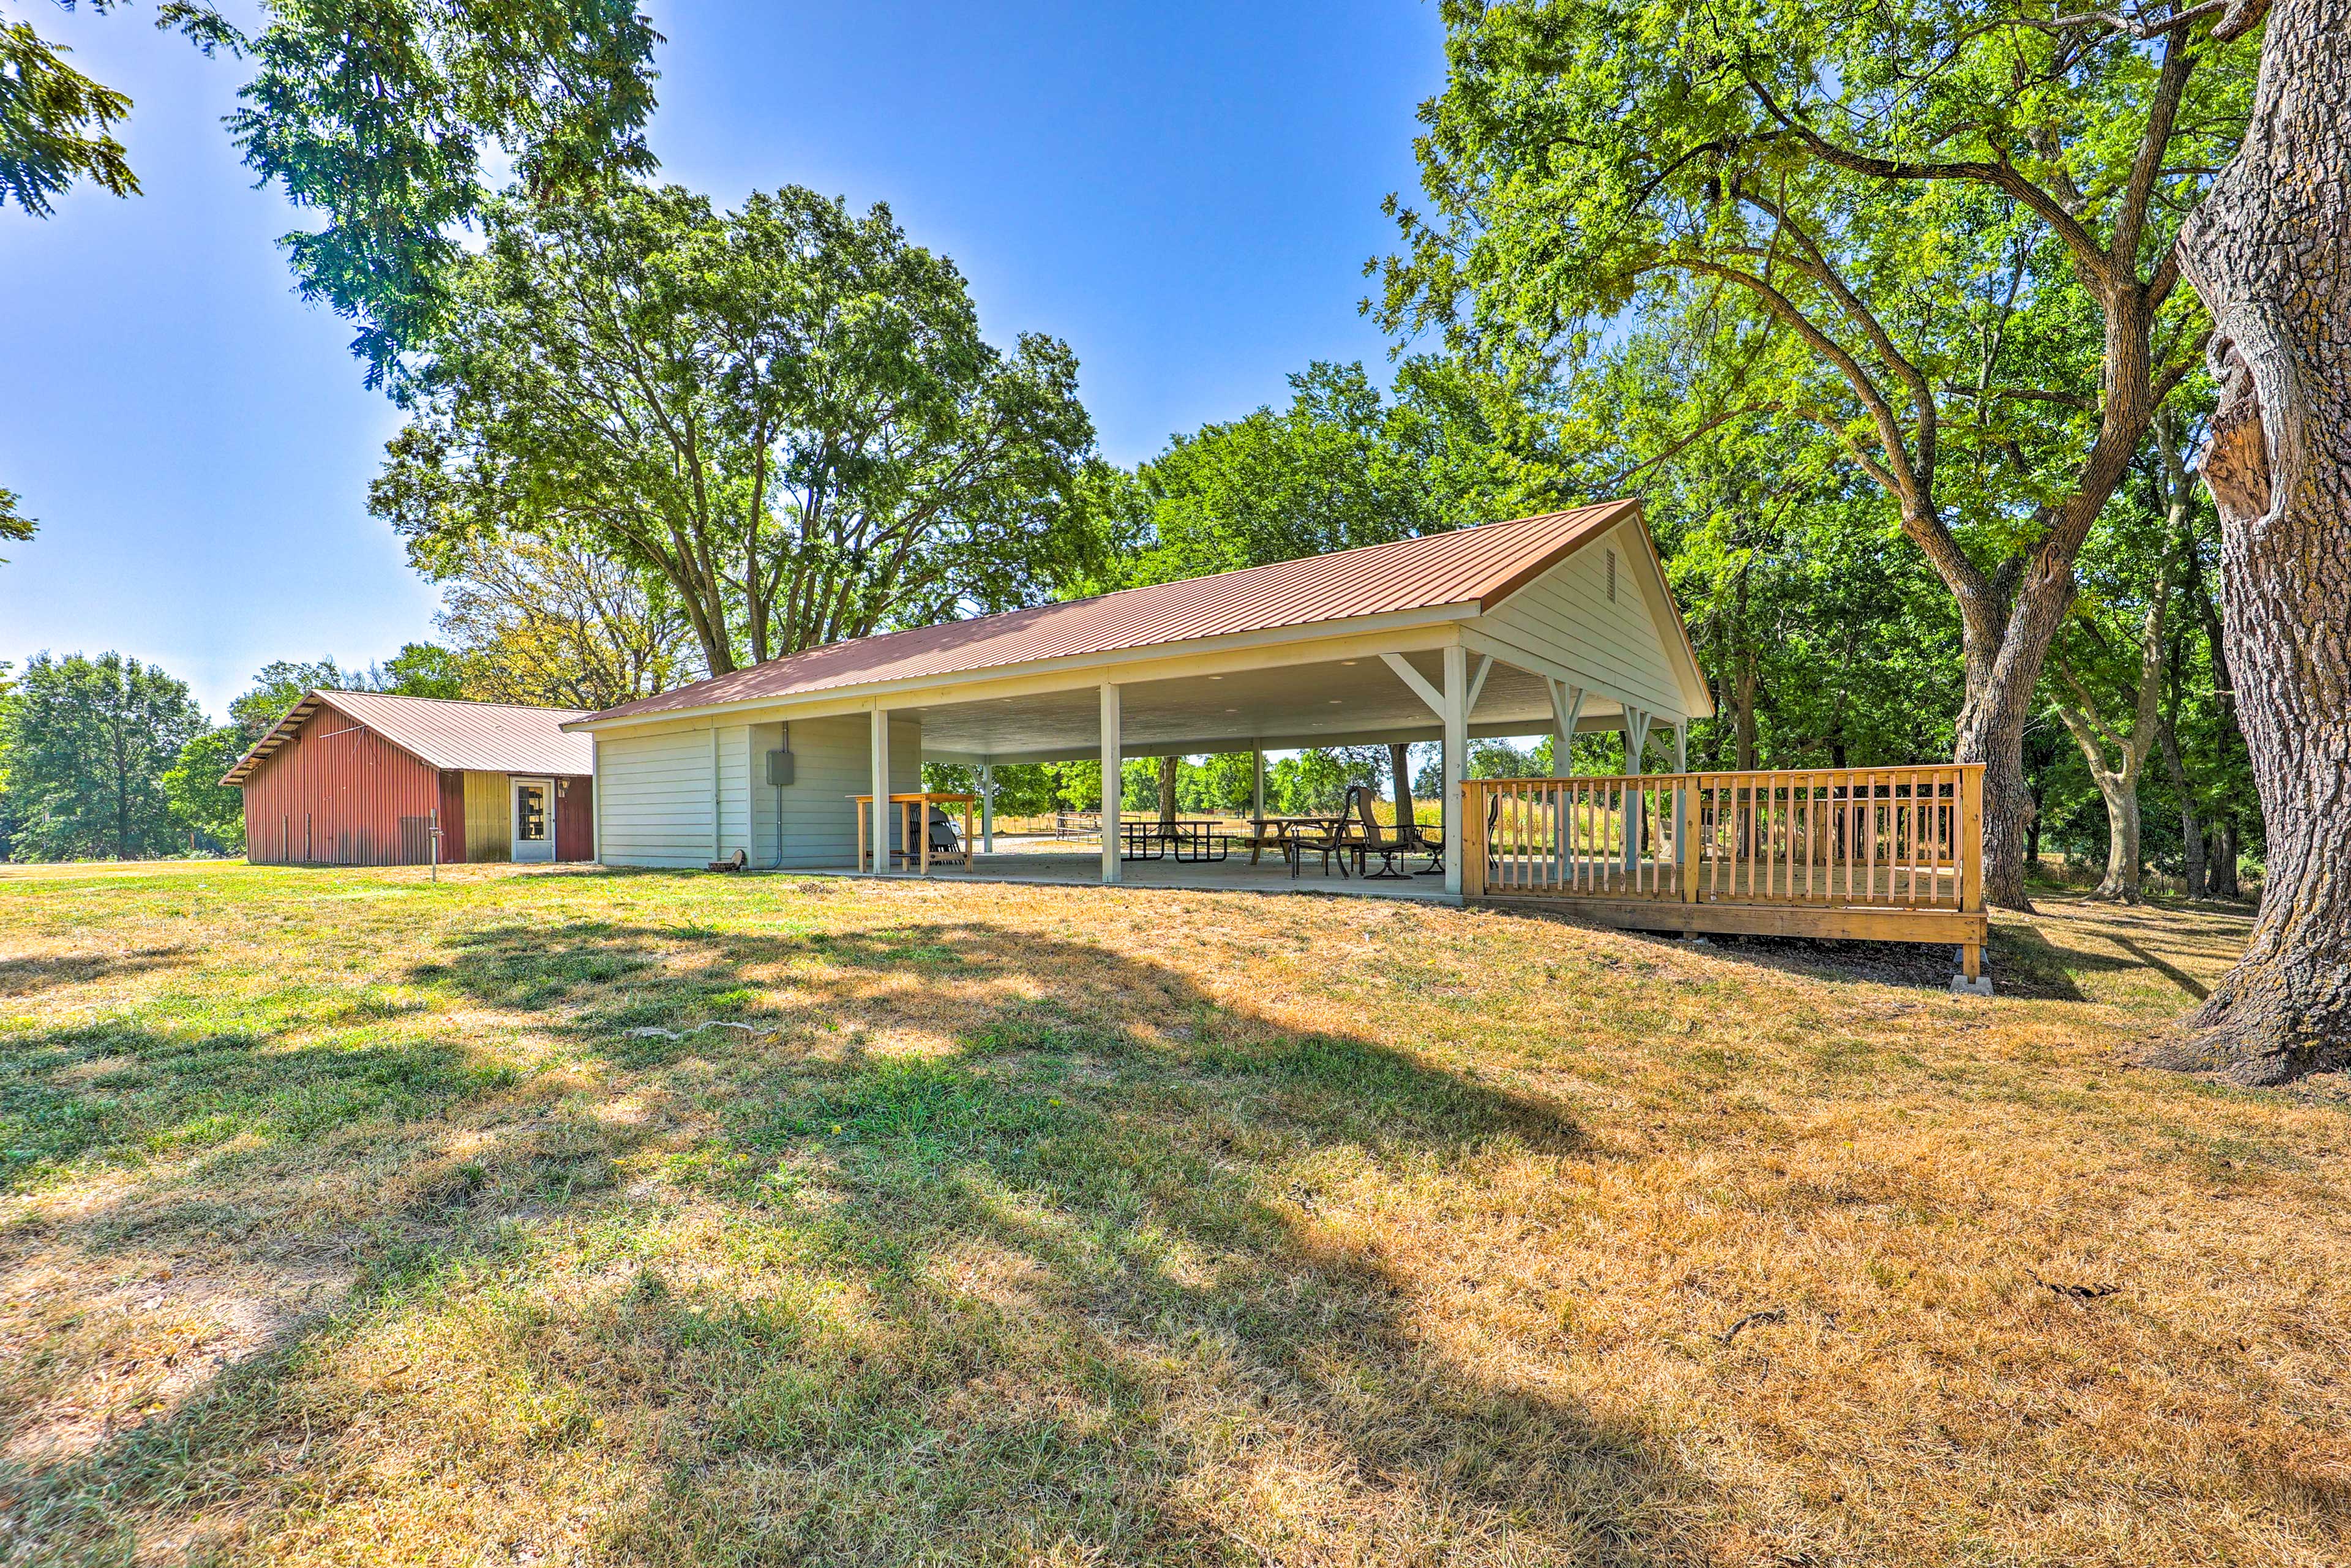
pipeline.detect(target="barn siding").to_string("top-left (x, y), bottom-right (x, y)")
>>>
top-left (438, 771), bottom-right (467, 864)
top-left (462, 771), bottom-right (512, 862)
top-left (240, 700), bottom-right (441, 866)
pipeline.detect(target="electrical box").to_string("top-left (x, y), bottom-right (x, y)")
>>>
top-left (765, 749), bottom-right (795, 787)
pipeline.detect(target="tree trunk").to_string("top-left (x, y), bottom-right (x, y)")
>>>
top-left (1157, 755), bottom-right (1178, 830)
top-left (1954, 573), bottom-right (2079, 912)
top-left (2154, 0), bottom-right (2351, 1083)
top-left (2158, 718), bottom-right (2208, 898)
top-left (1390, 743), bottom-right (1415, 830)
top-left (1733, 651), bottom-right (1758, 770)
top-left (2209, 819), bottom-right (2241, 901)
top-left (2098, 782), bottom-right (2144, 902)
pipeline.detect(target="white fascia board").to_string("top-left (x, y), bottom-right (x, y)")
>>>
top-left (566, 609), bottom-right (1473, 735)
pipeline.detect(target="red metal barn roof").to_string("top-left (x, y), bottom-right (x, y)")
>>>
top-left (223, 691), bottom-right (595, 786)
top-left (580, 500), bottom-right (1660, 724)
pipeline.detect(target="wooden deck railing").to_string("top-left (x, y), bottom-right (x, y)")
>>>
top-left (1460, 764), bottom-right (1984, 913)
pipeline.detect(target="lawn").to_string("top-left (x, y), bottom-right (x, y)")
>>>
top-left (0, 863), bottom-right (2342, 1566)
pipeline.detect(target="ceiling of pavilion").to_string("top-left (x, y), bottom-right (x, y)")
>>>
top-left (910, 650), bottom-right (1634, 763)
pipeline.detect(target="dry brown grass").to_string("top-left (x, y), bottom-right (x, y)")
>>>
top-left (0, 863), bottom-right (2344, 1566)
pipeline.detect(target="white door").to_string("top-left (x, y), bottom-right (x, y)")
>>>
top-left (511, 778), bottom-right (555, 862)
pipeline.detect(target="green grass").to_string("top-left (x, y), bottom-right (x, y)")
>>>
top-left (0, 861), bottom-right (2343, 1566)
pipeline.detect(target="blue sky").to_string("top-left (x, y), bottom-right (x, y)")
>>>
top-left (0, 1), bottom-right (1444, 715)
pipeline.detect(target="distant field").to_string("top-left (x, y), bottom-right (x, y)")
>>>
top-left (1, 863), bottom-right (2342, 1565)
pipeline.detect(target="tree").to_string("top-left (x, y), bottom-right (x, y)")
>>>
top-left (162, 724), bottom-right (246, 852)
top-left (2153, 0), bottom-right (2351, 1082)
top-left (425, 531), bottom-right (701, 710)
top-left (0, 651), bottom-right (204, 860)
top-left (0, 6), bottom-right (132, 216)
top-left (1119, 359), bottom-right (1554, 587)
top-left (0, 486), bottom-right (31, 562)
top-left (2050, 582), bottom-right (2167, 902)
top-left (378, 643), bottom-right (466, 699)
top-left (228, 644), bottom-right (463, 739)
top-left (377, 184), bottom-right (1099, 677)
top-left (2, 0), bottom-right (659, 378)
top-left (1379, 0), bottom-right (2259, 909)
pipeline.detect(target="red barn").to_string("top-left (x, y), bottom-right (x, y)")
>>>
top-left (223, 690), bottom-right (594, 866)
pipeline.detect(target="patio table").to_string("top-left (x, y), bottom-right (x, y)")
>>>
top-left (851, 792), bottom-right (978, 873)
top-left (1122, 819), bottom-right (1232, 863)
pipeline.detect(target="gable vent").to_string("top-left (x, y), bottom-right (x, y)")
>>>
top-left (1606, 549), bottom-right (1617, 602)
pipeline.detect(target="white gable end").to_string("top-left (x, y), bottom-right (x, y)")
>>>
top-left (1466, 523), bottom-right (1698, 721)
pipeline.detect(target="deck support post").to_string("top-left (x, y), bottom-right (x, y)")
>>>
top-left (1442, 645), bottom-right (1467, 898)
top-left (869, 705), bottom-right (891, 875)
top-left (980, 762), bottom-right (995, 855)
top-left (1671, 726), bottom-right (1688, 895)
top-left (1251, 746), bottom-right (1264, 822)
top-left (1100, 683), bottom-right (1122, 885)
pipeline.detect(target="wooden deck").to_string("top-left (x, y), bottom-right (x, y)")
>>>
top-left (1462, 765), bottom-right (1989, 977)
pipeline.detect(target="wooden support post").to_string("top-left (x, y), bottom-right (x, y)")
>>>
top-left (980, 763), bottom-right (995, 855)
top-left (869, 706), bottom-right (890, 875)
top-left (1100, 683), bottom-right (1122, 885)
top-left (1959, 764), bottom-right (1984, 913)
top-left (1442, 644), bottom-right (1467, 898)
top-left (1461, 781), bottom-right (1487, 899)
top-left (1961, 762), bottom-right (1985, 982)
top-left (1681, 767), bottom-right (1702, 908)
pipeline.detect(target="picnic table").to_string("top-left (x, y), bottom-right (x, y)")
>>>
top-left (1121, 818), bottom-right (1231, 863)
top-left (851, 792), bottom-right (978, 873)
top-left (1246, 814), bottom-right (1356, 877)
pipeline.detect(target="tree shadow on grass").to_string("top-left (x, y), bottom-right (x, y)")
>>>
top-left (0, 946), bottom-right (189, 1000)
top-left (5, 912), bottom-right (1706, 1565)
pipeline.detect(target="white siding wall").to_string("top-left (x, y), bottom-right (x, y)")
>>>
top-left (717, 722), bottom-right (751, 857)
top-left (1471, 523), bottom-right (1688, 718)
top-left (597, 710), bottom-right (927, 871)
top-left (596, 724), bottom-right (719, 868)
top-left (746, 721), bottom-right (784, 866)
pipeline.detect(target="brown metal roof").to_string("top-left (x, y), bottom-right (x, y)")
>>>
top-left (222, 689), bottom-right (595, 786)
top-left (580, 500), bottom-right (1647, 726)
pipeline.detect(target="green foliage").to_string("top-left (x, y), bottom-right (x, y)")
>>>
top-left (1106, 359), bottom-right (1559, 590)
top-left (0, 484), bottom-right (33, 562)
top-left (0, 651), bottom-right (206, 860)
top-left (1378, 0), bottom-right (2259, 899)
top-left (427, 531), bottom-right (702, 710)
top-left (162, 724), bottom-right (247, 852)
top-left (4, 0), bottom-right (660, 378)
top-left (377, 642), bottom-right (467, 699)
top-left (228, 643), bottom-right (467, 739)
top-left (0, 8), bottom-right (135, 216)
top-left (920, 761), bottom-right (1104, 819)
top-left (378, 184), bottom-right (1100, 677)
